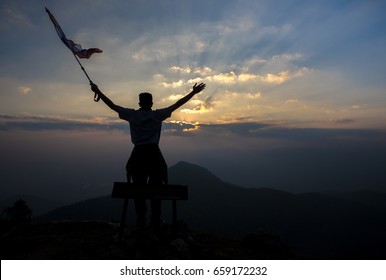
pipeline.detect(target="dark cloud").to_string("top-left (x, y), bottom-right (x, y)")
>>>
top-left (2, 114), bottom-right (386, 142)
top-left (0, 114), bottom-right (197, 134)
top-left (192, 96), bottom-right (215, 111)
top-left (1, 114), bottom-right (386, 203)
top-left (0, 114), bottom-right (116, 131)
top-left (197, 122), bottom-right (272, 136)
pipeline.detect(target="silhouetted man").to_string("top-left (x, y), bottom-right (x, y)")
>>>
top-left (91, 82), bottom-right (206, 228)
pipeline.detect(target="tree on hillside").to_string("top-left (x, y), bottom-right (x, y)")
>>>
top-left (1, 199), bottom-right (32, 222)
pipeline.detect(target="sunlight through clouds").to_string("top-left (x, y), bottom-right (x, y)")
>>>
top-left (161, 63), bottom-right (311, 89)
top-left (0, 0), bottom-right (385, 129)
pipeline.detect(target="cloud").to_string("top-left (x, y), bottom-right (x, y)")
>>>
top-left (9, 113), bottom-right (368, 141)
top-left (163, 120), bottom-right (198, 134)
top-left (169, 66), bottom-right (191, 74)
top-left (168, 94), bottom-right (184, 101)
top-left (207, 71), bottom-right (237, 84)
top-left (261, 68), bottom-right (311, 84)
top-left (0, 114), bottom-right (122, 132)
top-left (238, 73), bottom-right (258, 82)
top-left (245, 53), bottom-right (304, 69)
top-left (132, 48), bottom-right (167, 62)
top-left (262, 71), bottom-right (290, 84)
top-left (331, 118), bottom-right (355, 124)
top-left (246, 93), bottom-right (262, 99)
top-left (1, 6), bottom-right (33, 29)
top-left (0, 114), bottom-right (198, 135)
top-left (159, 66), bottom-right (311, 95)
top-left (0, 113), bottom-right (286, 138)
top-left (285, 99), bottom-right (299, 105)
top-left (18, 86), bottom-right (32, 94)
top-left (181, 96), bottom-right (215, 114)
top-left (194, 67), bottom-right (213, 76)
top-left (351, 104), bottom-right (367, 110)
top-left (127, 32), bottom-right (206, 64)
top-left (168, 66), bottom-right (214, 76)
top-left (202, 67), bottom-right (311, 85)
top-left (162, 80), bottom-right (185, 88)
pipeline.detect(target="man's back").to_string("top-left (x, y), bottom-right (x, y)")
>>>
top-left (117, 107), bottom-right (173, 146)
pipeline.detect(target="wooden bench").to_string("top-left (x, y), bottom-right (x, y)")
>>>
top-left (112, 182), bottom-right (188, 238)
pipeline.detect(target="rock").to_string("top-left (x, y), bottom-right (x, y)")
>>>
top-left (241, 229), bottom-right (292, 259)
top-left (169, 238), bottom-right (191, 259)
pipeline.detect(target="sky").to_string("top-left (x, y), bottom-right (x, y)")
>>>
top-left (1, 0), bottom-right (386, 203)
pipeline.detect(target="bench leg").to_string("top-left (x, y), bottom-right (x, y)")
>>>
top-left (119, 198), bottom-right (129, 240)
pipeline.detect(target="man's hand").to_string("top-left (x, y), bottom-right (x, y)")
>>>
top-left (192, 82), bottom-right (206, 94)
top-left (167, 82), bottom-right (207, 112)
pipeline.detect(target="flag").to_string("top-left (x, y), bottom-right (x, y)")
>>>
top-left (45, 7), bottom-right (102, 59)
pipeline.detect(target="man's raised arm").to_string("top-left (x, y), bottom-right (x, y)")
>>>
top-left (91, 83), bottom-right (121, 112)
top-left (168, 83), bottom-right (206, 112)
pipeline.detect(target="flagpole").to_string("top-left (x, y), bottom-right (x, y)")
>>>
top-left (72, 52), bottom-right (92, 83)
top-left (72, 53), bottom-right (100, 102)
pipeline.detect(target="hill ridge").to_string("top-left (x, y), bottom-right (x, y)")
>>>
top-left (14, 161), bottom-right (386, 259)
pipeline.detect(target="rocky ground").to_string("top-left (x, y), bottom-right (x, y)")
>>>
top-left (0, 220), bottom-right (291, 260)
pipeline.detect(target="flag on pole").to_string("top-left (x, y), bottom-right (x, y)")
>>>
top-left (45, 7), bottom-right (102, 59)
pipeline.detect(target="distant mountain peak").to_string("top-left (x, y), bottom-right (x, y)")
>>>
top-left (172, 161), bottom-right (194, 168)
top-left (168, 161), bottom-right (224, 186)
top-left (171, 161), bottom-right (210, 171)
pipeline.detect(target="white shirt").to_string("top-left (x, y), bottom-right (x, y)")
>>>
top-left (117, 107), bottom-right (173, 146)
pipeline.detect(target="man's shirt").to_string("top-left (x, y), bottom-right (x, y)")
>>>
top-left (117, 106), bottom-right (173, 146)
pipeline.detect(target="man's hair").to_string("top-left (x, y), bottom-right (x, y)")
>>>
top-left (139, 92), bottom-right (153, 107)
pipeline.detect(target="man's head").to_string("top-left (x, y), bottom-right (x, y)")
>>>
top-left (139, 92), bottom-right (153, 109)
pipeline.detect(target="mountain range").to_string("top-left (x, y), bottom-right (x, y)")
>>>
top-left (7, 161), bottom-right (386, 259)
